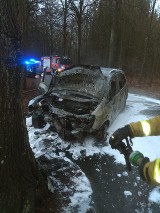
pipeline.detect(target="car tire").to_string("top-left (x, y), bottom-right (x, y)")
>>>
top-left (32, 110), bottom-right (45, 128)
top-left (93, 122), bottom-right (109, 141)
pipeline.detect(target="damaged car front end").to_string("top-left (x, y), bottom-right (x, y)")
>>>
top-left (28, 65), bottom-right (128, 141)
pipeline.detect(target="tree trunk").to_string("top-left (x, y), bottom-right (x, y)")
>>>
top-left (63, 0), bottom-right (68, 56)
top-left (77, 20), bottom-right (82, 64)
top-left (139, 0), bottom-right (157, 81)
top-left (108, 0), bottom-right (122, 68)
top-left (0, 63), bottom-right (38, 213)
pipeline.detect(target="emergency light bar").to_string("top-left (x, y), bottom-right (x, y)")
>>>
top-left (24, 58), bottom-right (40, 65)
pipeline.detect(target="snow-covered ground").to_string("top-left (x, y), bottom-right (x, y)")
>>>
top-left (26, 93), bottom-right (160, 212)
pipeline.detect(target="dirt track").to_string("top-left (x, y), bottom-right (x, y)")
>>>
top-left (22, 77), bottom-right (40, 113)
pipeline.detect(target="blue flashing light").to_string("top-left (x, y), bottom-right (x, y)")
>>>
top-left (24, 58), bottom-right (40, 65)
top-left (30, 58), bottom-right (36, 62)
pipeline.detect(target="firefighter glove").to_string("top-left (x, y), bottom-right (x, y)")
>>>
top-left (138, 157), bottom-right (150, 182)
top-left (109, 125), bottom-right (133, 149)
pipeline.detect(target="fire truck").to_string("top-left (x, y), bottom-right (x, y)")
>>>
top-left (41, 55), bottom-right (72, 74)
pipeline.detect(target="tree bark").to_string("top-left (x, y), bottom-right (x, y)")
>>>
top-left (0, 63), bottom-right (38, 213)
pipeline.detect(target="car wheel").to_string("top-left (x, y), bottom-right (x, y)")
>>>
top-left (32, 110), bottom-right (45, 128)
top-left (59, 129), bottom-right (75, 141)
top-left (93, 121), bottom-right (109, 141)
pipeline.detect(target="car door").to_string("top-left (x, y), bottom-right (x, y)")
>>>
top-left (101, 71), bottom-right (127, 126)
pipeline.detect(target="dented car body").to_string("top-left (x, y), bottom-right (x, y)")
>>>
top-left (28, 65), bottom-right (128, 140)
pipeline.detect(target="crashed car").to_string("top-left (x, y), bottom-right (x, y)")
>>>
top-left (28, 65), bottom-right (128, 141)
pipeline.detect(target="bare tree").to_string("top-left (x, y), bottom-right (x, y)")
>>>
top-left (0, 63), bottom-right (39, 213)
top-left (59, 0), bottom-right (71, 56)
top-left (108, 0), bottom-right (123, 68)
top-left (0, 1), bottom-right (57, 212)
top-left (69, 0), bottom-right (92, 63)
top-left (139, 0), bottom-right (157, 81)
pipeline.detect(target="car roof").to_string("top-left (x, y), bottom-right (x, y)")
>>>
top-left (100, 67), bottom-right (124, 77)
top-left (61, 65), bottom-right (124, 78)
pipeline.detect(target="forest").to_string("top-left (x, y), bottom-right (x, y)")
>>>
top-left (1, 0), bottom-right (160, 84)
top-left (0, 1), bottom-right (160, 212)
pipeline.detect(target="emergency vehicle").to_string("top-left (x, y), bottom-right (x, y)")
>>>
top-left (24, 58), bottom-right (42, 77)
top-left (41, 55), bottom-right (72, 74)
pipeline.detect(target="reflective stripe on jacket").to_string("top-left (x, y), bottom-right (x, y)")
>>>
top-left (129, 116), bottom-right (160, 137)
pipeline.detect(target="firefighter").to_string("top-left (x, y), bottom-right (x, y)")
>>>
top-left (109, 115), bottom-right (160, 185)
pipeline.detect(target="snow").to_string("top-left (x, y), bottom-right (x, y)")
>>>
top-left (124, 190), bottom-right (132, 197)
top-left (149, 187), bottom-right (160, 204)
top-left (26, 93), bottom-right (160, 212)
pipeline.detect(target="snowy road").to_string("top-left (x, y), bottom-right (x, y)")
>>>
top-left (27, 93), bottom-right (160, 213)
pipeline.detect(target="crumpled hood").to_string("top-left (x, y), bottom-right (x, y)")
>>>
top-left (52, 66), bottom-right (105, 100)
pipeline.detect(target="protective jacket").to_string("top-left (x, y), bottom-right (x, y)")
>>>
top-left (129, 116), bottom-right (160, 185)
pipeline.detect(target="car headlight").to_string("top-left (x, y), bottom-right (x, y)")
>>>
top-left (58, 68), bottom-right (62, 72)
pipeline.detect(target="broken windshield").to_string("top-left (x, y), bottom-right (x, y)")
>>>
top-left (53, 73), bottom-right (104, 99)
top-left (60, 58), bottom-right (71, 65)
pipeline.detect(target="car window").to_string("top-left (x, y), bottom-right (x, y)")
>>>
top-left (52, 58), bottom-right (56, 63)
top-left (110, 75), bottom-right (118, 98)
top-left (60, 58), bottom-right (72, 65)
top-left (56, 58), bottom-right (60, 63)
top-left (117, 73), bottom-right (126, 90)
